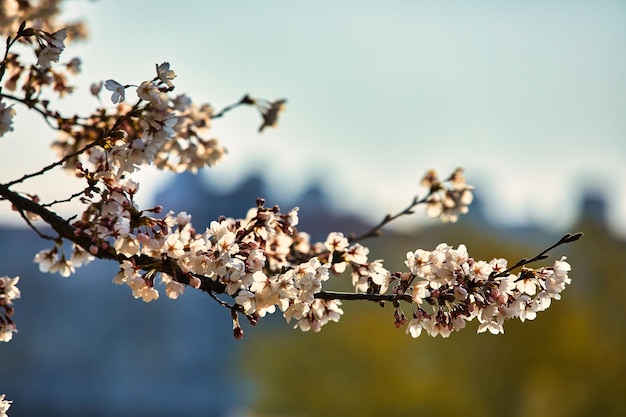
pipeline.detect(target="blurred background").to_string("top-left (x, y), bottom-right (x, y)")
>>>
top-left (0, 1), bottom-right (625, 416)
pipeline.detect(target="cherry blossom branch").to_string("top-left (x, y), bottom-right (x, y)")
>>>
top-left (315, 290), bottom-right (412, 303)
top-left (349, 168), bottom-right (473, 243)
top-left (0, 183), bottom-right (107, 254)
top-left (0, 13), bottom-right (581, 349)
top-left (0, 183), bottom-right (228, 294)
top-left (317, 233), bottom-right (581, 307)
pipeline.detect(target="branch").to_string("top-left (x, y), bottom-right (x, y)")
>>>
top-left (4, 104), bottom-right (140, 187)
top-left (315, 290), bottom-right (412, 303)
top-left (0, 92), bottom-right (59, 130)
top-left (349, 194), bottom-right (427, 243)
top-left (0, 183), bottom-right (227, 293)
top-left (0, 183), bottom-right (110, 256)
top-left (492, 232), bottom-right (583, 279)
top-left (211, 94), bottom-right (255, 119)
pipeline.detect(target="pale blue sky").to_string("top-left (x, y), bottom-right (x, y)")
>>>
top-left (1, 0), bottom-right (625, 234)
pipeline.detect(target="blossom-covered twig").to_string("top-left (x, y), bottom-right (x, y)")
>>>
top-left (349, 168), bottom-right (474, 243)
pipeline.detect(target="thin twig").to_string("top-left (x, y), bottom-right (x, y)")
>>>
top-left (349, 194), bottom-right (428, 243)
top-left (41, 188), bottom-right (88, 208)
top-left (211, 94), bottom-right (255, 119)
top-left (207, 290), bottom-right (235, 309)
top-left (4, 104), bottom-right (139, 187)
top-left (0, 92), bottom-right (59, 129)
top-left (315, 290), bottom-right (413, 303)
top-left (492, 232), bottom-right (583, 279)
top-left (16, 207), bottom-right (57, 241)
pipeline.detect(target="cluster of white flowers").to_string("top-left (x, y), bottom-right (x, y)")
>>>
top-left (35, 28), bottom-right (67, 69)
top-left (50, 62), bottom-right (227, 180)
top-left (422, 168), bottom-right (474, 222)
top-left (320, 232), bottom-right (391, 294)
top-left (33, 243), bottom-right (93, 278)
top-left (401, 243), bottom-right (571, 338)
top-left (82, 198), bottom-right (346, 333)
top-left (0, 276), bottom-right (20, 342)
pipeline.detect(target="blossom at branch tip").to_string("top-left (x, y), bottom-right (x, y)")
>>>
top-left (104, 79), bottom-right (126, 103)
top-left (36, 29), bottom-right (67, 69)
top-left (0, 393), bottom-right (12, 416)
top-left (43, 28), bottom-right (68, 50)
top-left (66, 57), bottom-right (82, 74)
top-left (258, 99), bottom-right (286, 132)
top-left (422, 168), bottom-right (474, 223)
top-left (156, 62), bottom-right (176, 88)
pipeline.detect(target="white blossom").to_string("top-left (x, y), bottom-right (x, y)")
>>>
top-left (104, 79), bottom-right (126, 103)
top-left (0, 393), bottom-right (12, 416)
top-left (156, 62), bottom-right (176, 87)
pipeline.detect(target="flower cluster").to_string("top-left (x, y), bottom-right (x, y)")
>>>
top-left (318, 232), bottom-right (391, 294)
top-left (34, 243), bottom-right (93, 278)
top-left (0, 276), bottom-right (20, 342)
top-left (34, 27), bottom-right (67, 69)
top-left (421, 168), bottom-right (473, 222)
top-left (401, 244), bottom-right (571, 338)
top-left (98, 199), bottom-right (343, 331)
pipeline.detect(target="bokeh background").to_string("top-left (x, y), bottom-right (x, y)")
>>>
top-left (0, 1), bottom-right (624, 416)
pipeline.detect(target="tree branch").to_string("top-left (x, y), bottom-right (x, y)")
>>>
top-left (349, 194), bottom-right (427, 243)
top-left (315, 290), bottom-right (412, 303)
top-left (0, 183), bottom-right (227, 293)
top-left (492, 232), bottom-right (583, 279)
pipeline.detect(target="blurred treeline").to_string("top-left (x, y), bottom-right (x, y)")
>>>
top-left (241, 209), bottom-right (626, 417)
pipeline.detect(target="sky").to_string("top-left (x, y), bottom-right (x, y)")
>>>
top-left (1, 0), bottom-right (625, 235)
